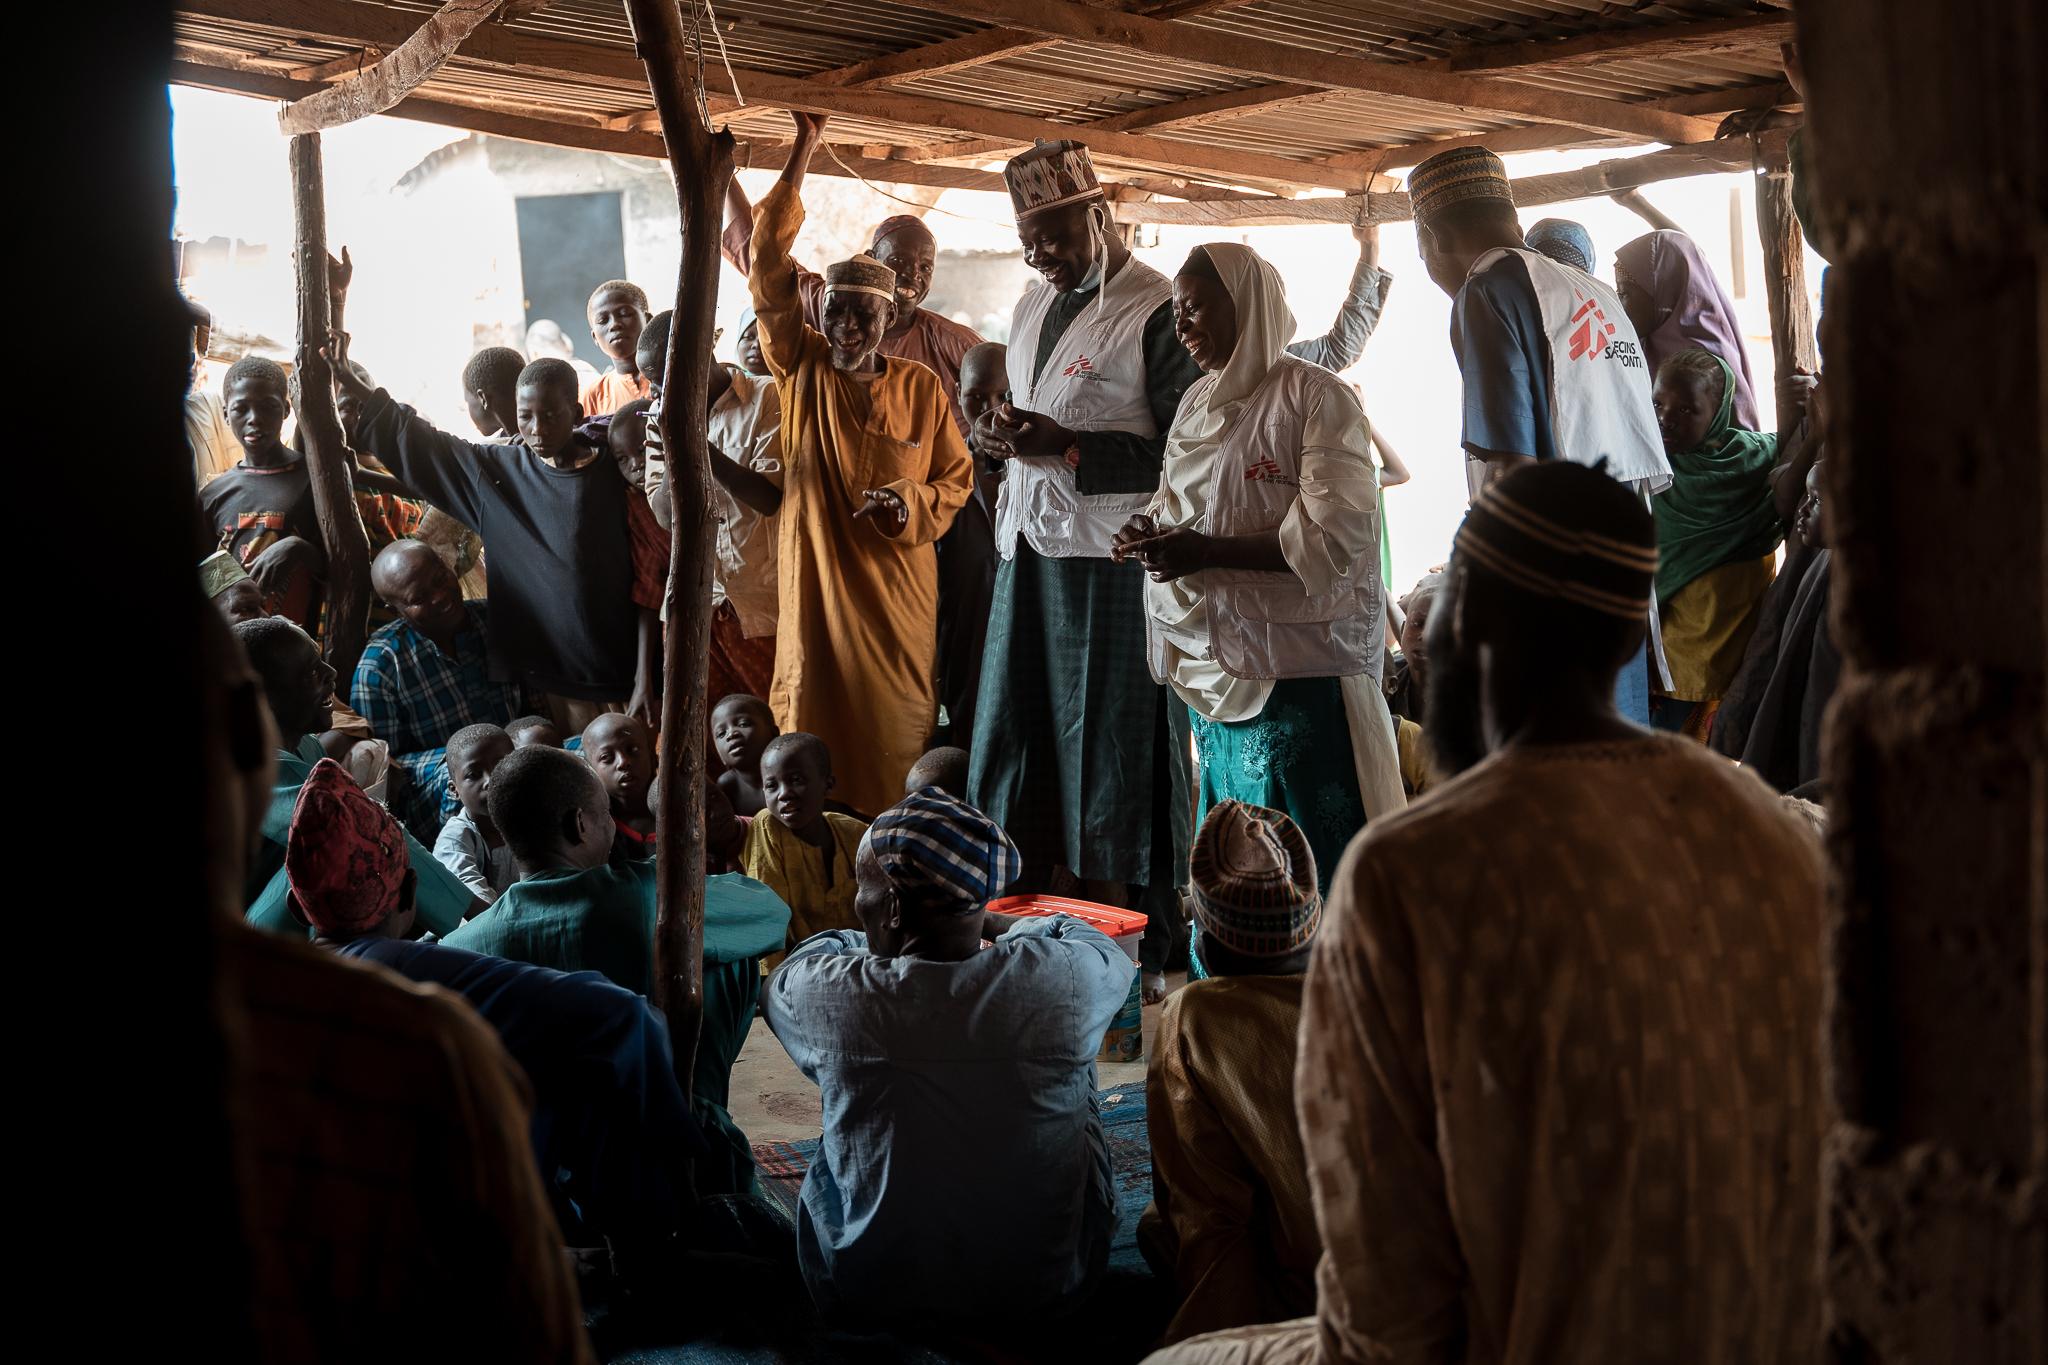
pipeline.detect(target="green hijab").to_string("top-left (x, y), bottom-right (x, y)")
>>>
top-left (1654, 352), bottom-right (1782, 602)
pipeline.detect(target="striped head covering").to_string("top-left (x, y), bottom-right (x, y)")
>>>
top-left (1454, 463), bottom-right (1658, 621)
top-left (824, 254), bottom-right (897, 303)
top-left (1407, 146), bottom-right (1513, 226)
top-left (1188, 801), bottom-right (1321, 959)
top-left (870, 787), bottom-right (1022, 914)
top-left (286, 758), bottom-right (409, 935)
top-left (1004, 140), bottom-right (1104, 220)
top-left (1525, 217), bottom-right (1595, 273)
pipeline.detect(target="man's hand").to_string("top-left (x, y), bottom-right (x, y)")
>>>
top-left (247, 536), bottom-right (321, 596)
top-left (326, 245), bottom-right (353, 301)
top-left (1109, 513), bottom-right (1159, 564)
top-left (852, 487), bottom-right (908, 536)
top-left (1352, 219), bottom-right (1380, 270)
top-left (1125, 526), bottom-right (1213, 582)
top-left (791, 111), bottom-right (827, 143)
top-left (626, 679), bottom-right (659, 729)
top-left (321, 331), bottom-right (375, 401)
top-left (979, 401), bottom-right (1074, 463)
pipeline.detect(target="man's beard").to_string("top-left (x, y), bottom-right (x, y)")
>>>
top-left (1424, 643), bottom-right (1488, 778)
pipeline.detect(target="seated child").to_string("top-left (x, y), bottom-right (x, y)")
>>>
top-left (713, 693), bottom-right (776, 817)
top-left (710, 732), bottom-right (867, 960)
top-left (434, 722), bottom-right (519, 905)
top-left (506, 714), bottom-right (565, 750)
top-left (581, 280), bottom-right (653, 416)
top-left (582, 712), bottom-right (657, 862)
top-left (197, 357), bottom-right (324, 625)
top-left (904, 745), bottom-right (970, 799)
top-left (205, 551), bottom-right (381, 762)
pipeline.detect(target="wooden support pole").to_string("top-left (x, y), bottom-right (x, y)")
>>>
top-left (1753, 165), bottom-right (1818, 387)
top-left (623, 0), bottom-right (735, 1104)
top-left (287, 133), bottom-right (372, 682)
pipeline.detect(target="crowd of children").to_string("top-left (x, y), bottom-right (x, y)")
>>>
top-left (189, 102), bottom-right (1845, 1357)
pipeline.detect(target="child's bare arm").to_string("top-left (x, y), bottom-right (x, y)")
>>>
top-left (711, 443), bottom-right (783, 517)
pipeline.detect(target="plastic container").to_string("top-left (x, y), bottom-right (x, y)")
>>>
top-left (988, 894), bottom-right (1149, 1063)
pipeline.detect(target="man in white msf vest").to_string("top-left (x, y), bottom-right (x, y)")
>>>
top-left (1408, 144), bottom-right (1672, 727)
top-left (968, 140), bottom-right (1203, 1001)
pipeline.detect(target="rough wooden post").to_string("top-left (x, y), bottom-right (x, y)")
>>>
top-left (1753, 165), bottom-right (1817, 389)
top-left (288, 132), bottom-right (372, 682)
top-left (623, 0), bottom-right (737, 1101)
top-left (1800, 2), bottom-right (2046, 1361)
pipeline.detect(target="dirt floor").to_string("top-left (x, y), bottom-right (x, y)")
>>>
top-left (729, 971), bottom-right (1190, 1143)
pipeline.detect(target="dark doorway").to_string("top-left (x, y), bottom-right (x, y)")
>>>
top-left (515, 191), bottom-right (626, 369)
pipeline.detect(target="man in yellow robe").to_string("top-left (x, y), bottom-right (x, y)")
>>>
top-left (713, 113), bottom-right (973, 817)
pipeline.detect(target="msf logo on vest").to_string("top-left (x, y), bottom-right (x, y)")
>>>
top-left (1567, 292), bottom-right (1645, 370)
top-left (1062, 354), bottom-right (1105, 383)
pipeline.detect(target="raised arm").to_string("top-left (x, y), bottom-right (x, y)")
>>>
top-left (1611, 187), bottom-right (1684, 234)
top-left (747, 115), bottom-right (830, 384)
top-left (327, 333), bottom-right (489, 528)
top-left (1287, 223), bottom-right (1392, 373)
top-left (1371, 424), bottom-right (1411, 489)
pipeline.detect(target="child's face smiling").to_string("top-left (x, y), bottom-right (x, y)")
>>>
top-left (451, 734), bottom-right (513, 823)
top-left (516, 378), bottom-right (582, 460)
top-left (713, 699), bottom-right (775, 775)
top-left (760, 745), bottom-right (831, 834)
top-left (224, 376), bottom-right (290, 459)
top-left (583, 715), bottom-right (652, 813)
top-left (590, 291), bottom-right (649, 366)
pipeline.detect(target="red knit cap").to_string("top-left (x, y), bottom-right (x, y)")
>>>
top-left (286, 758), bottom-right (408, 934)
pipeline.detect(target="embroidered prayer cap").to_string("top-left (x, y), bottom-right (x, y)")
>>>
top-left (200, 550), bottom-right (250, 600)
top-left (1188, 801), bottom-right (1321, 959)
top-left (1525, 217), bottom-right (1595, 273)
top-left (1004, 140), bottom-right (1105, 221)
top-left (1407, 146), bottom-right (1513, 227)
top-left (286, 758), bottom-right (409, 935)
top-left (1453, 461), bottom-right (1658, 622)
top-left (870, 787), bottom-right (1022, 914)
top-left (824, 254), bottom-right (898, 304)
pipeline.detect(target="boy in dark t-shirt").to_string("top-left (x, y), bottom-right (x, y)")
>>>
top-left (198, 357), bottom-right (325, 627)
top-left (331, 346), bottom-right (658, 733)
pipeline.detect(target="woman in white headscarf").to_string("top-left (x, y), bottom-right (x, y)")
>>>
top-left (1113, 243), bottom-right (1404, 902)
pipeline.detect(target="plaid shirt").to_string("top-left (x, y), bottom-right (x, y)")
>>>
top-left (351, 601), bottom-right (524, 839)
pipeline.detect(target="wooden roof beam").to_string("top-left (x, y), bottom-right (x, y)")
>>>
top-left (287, 48), bottom-right (383, 83)
top-left (1650, 81), bottom-right (1799, 116)
top-left (1320, 121), bottom-right (1625, 175)
top-left (1089, 83), bottom-right (1336, 133)
top-left (1112, 129), bottom-right (1792, 227)
top-left (1442, 12), bottom-right (1795, 73)
top-left (904, 0), bottom-right (1720, 145)
top-left (278, 0), bottom-right (513, 135)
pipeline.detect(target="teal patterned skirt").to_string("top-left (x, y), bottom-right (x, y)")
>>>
top-left (1189, 675), bottom-right (1365, 897)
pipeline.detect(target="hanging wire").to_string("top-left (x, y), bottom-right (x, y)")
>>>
top-left (818, 140), bottom-right (1017, 227)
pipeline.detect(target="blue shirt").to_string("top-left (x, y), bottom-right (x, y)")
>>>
top-left (350, 600), bottom-right (523, 838)
top-left (339, 938), bottom-right (703, 1239)
top-left (762, 918), bottom-right (1135, 1324)
top-left (1449, 253), bottom-right (1558, 464)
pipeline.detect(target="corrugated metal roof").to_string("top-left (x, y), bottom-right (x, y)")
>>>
top-left (171, 0), bottom-right (1799, 190)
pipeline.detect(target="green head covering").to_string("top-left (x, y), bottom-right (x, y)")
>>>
top-left (1653, 351), bottom-right (1782, 602)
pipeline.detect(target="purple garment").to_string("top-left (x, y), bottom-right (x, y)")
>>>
top-left (1614, 230), bottom-right (1761, 430)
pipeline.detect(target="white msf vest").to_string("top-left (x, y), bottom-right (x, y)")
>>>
top-left (1471, 247), bottom-right (1672, 494)
top-left (995, 255), bottom-right (1172, 559)
top-left (1146, 356), bottom-right (1383, 683)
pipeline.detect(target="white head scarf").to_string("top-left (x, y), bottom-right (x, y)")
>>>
top-left (1168, 242), bottom-right (1297, 454)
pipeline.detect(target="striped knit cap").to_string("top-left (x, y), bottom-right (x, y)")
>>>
top-left (1188, 801), bottom-right (1321, 959)
top-left (870, 787), bottom-right (1023, 915)
top-left (1407, 145), bottom-right (1513, 226)
top-left (1454, 463), bottom-right (1658, 621)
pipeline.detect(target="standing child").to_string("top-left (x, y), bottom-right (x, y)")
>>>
top-left (583, 712), bottom-right (657, 862)
top-left (581, 281), bottom-right (653, 416)
top-left (712, 693), bottom-right (777, 817)
top-left (709, 732), bottom-right (867, 960)
top-left (434, 722), bottom-right (519, 905)
top-left (332, 349), bottom-right (659, 735)
top-left (197, 357), bottom-right (324, 625)
top-left (463, 346), bottom-right (525, 438)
